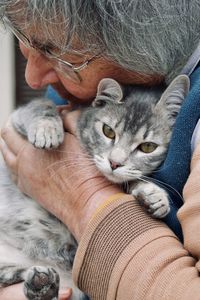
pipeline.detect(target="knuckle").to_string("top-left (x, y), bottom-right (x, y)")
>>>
top-left (0, 127), bottom-right (9, 139)
top-left (0, 117), bottom-right (13, 139)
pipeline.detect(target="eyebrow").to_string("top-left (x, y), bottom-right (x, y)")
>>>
top-left (31, 39), bottom-right (59, 54)
top-left (30, 39), bottom-right (84, 59)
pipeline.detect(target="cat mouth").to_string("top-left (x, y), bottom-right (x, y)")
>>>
top-left (94, 157), bottom-right (140, 183)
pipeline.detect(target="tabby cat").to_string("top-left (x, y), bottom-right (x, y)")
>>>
top-left (0, 74), bottom-right (189, 299)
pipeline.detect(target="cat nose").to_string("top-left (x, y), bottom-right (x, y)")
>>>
top-left (109, 160), bottom-right (122, 170)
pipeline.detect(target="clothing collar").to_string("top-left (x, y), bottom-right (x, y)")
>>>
top-left (180, 41), bottom-right (200, 76)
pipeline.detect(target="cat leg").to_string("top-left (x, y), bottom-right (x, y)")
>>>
top-left (11, 99), bottom-right (64, 149)
top-left (0, 265), bottom-right (26, 286)
top-left (0, 264), bottom-right (60, 300)
top-left (26, 116), bottom-right (64, 149)
top-left (129, 181), bottom-right (170, 218)
top-left (24, 266), bottom-right (59, 300)
top-left (24, 266), bottom-right (86, 300)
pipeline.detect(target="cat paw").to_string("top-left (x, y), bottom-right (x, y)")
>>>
top-left (24, 266), bottom-right (59, 300)
top-left (28, 118), bottom-right (64, 149)
top-left (131, 182), bottom-right (170, 218)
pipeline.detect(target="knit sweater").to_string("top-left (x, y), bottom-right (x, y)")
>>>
top-left (73, 194), bottom-right (200, 300)
top-left (72, 58), bottom-right (200, 299)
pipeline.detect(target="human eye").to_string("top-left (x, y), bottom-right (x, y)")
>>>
top-left (39, 45), bottom-right (56, 57)
top-left (31, 39), bottom-right (59, 57)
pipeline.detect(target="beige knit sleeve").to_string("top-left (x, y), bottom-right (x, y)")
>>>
top-left (73, 195), bottom-right (200, 300)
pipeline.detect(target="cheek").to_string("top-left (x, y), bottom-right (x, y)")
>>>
top-left (58, 62), bottom-right (119, 101)
top-left (58, 76), bottom-right (100, 100)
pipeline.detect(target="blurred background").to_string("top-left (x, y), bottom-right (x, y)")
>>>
top-left (0, 28), bottom-right (45, 128)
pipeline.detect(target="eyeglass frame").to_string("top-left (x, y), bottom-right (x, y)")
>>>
top-left (3, 16), bottom-right (101, 82)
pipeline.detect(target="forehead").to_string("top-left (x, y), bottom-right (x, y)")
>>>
top-left (6, 6), bottom-right (83, 55)
top-left (4, 1), bottom-right (101, 58)
top-left (13, 20), bottom-right (68, 52)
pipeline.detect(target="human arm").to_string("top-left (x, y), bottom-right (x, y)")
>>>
top-left (73, 194), bottom-right (200, 300)
top-left (2, 112), bottom-right (200, 299)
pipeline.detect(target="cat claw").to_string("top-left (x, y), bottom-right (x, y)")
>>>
top-left (24, 266), bottom-right (59, 300)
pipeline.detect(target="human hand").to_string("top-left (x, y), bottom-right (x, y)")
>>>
top-left (182, 142), bottom-right (200, 200)
top-left (178, 142), bottom-right (200, 258)
top-left (0, 110), bottom-right (121, 241)
top-left (0, 283), bottom-right (72, 300)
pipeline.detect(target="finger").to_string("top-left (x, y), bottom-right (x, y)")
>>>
top-left (59, 288), bottom-right (72, 300)
top-left (56, 104), bottom-right (72, 114)
top-left (0, 122), bottom-right (26, 156)
top-left (62, 110), bottom-right (81, 135)
top-left (0, 137), bottom-right (17, 173)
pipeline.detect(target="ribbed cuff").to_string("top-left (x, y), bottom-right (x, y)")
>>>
top-left (73, 195), bottom-right (172, 300)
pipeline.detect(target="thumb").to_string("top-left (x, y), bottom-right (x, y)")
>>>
top-left (61, 110), bottom-right (81, 135)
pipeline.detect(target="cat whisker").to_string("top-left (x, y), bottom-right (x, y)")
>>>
top-left (122, 170), bottom-right (142, 180)
top-left (47, 160), bottom-right (96, 178)
top-left (149, 164), bottom-right (170, 174)
top-left (46, 157), bottom-right (95, 169)
top-left (50, 168), bottom-right (108, 183)
top-left (123, 181), bottom-right (130, 192)
top-left (46, 163), bottom-right (94, 174)
top-left (48, 162), bottom-right (95, 174)
top-left (141, 175), bottom-right (183, 202)
top-left (49, 149), bottom-right (92, 159)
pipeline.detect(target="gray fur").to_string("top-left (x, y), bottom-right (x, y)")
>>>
top-left (0, 100), bottom-right (84, 299)
top-left (78, 75), bottom-right (189, 217)
top-left (0, 75), bottom-right (189, 298)
top-left (1, 1), bottom-right (200, 82)
top-left (78, 76), bottom-right (189, 182)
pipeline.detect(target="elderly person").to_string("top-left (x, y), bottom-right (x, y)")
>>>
top-left (1, 1), bottom-right (200, 299)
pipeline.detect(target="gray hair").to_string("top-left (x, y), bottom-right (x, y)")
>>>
top-left (1, 0), bottom-right (200, 83)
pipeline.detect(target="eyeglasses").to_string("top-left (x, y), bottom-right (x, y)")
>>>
top-left (3, 17), bottom-right (100, 83)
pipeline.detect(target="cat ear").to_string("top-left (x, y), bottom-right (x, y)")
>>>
top-left (155, 74), bottom-right (190, 123)
top-left (93, 78), bottom-right (123, 107)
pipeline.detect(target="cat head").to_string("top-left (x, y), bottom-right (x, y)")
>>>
top-left (78, 75), bottom-right (189, 183)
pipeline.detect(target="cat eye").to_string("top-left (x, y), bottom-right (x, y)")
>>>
top-left (102, 124), bottom-right (116, 139)
top-left (138, 142), bottom-right (158, 153)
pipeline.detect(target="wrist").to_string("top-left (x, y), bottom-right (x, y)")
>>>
top-left (72, 180), bottom-right (123, 241)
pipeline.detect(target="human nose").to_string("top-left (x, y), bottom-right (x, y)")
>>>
top-left (19, 42), bottom-right (60, 89)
